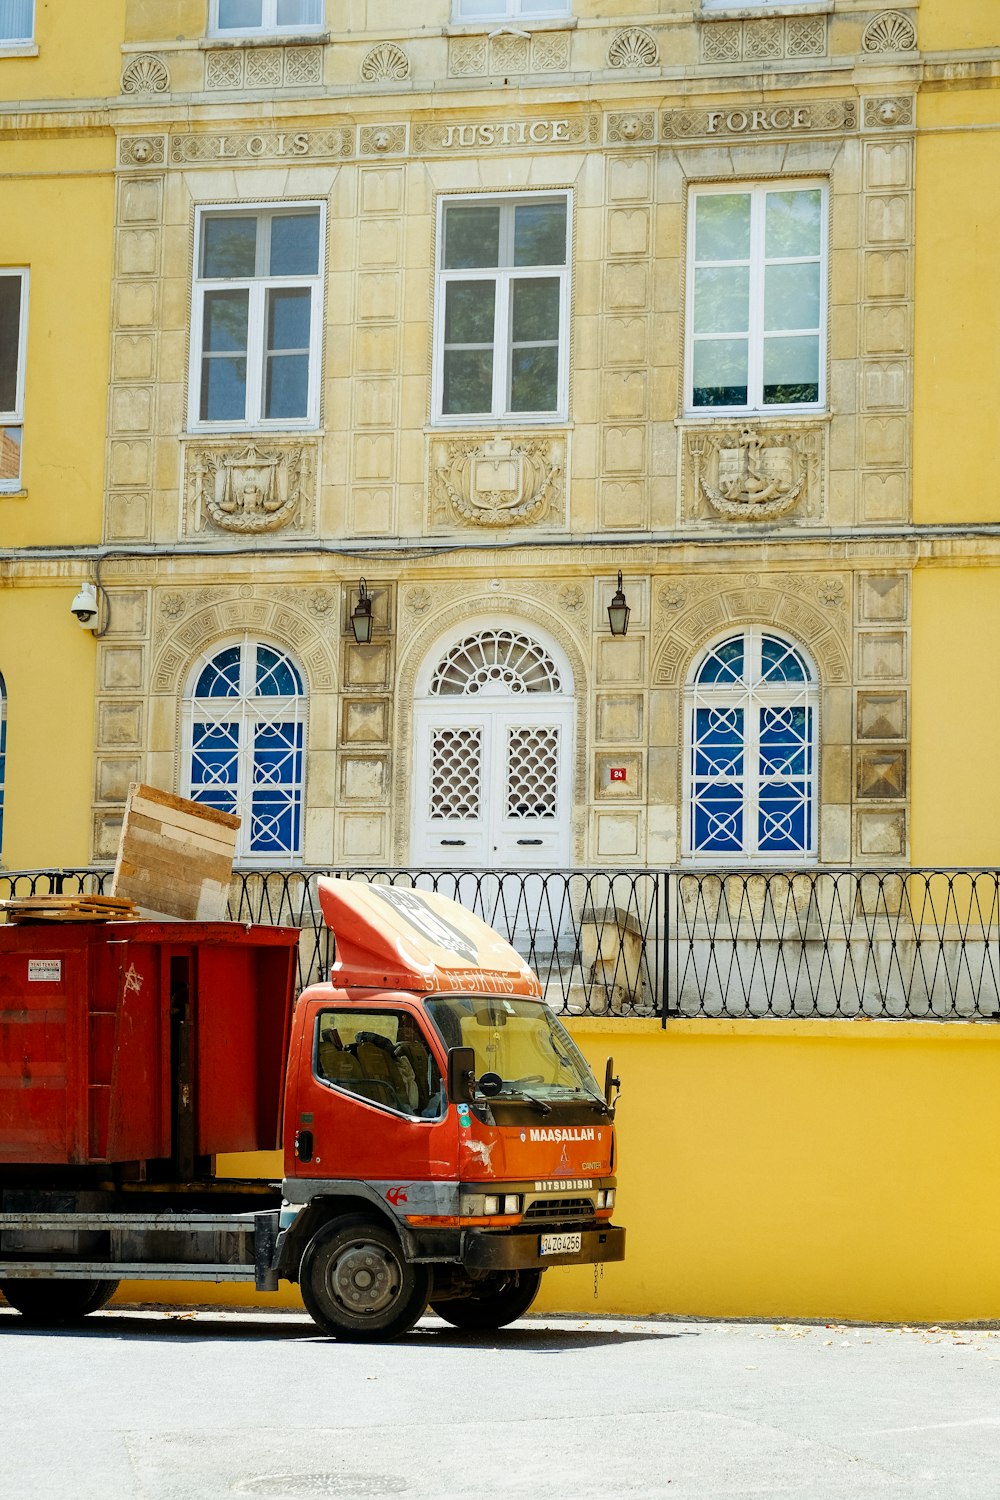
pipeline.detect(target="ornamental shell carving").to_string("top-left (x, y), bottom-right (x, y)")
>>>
top-left (186, 442), bottom-right (315, 535)
top-left (360, 43), bottom-right (410, 82)
top-left (608, 28), bottom-right (659, 69)
top-left (121, 54), bottom-right (171, 94)
top-left (862, 11), bottom-right (917, 53)
top-left (431, 435), bottom-right (565, 529)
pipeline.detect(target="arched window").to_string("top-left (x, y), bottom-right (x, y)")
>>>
top-left (184, 638), bottom-right (306, 862)
top-left (0, 671), bottom-right (6, 859)
top-left (685, 629), bottom-right (818, 860)
top-left (428, 630), bottom-right (564, 697)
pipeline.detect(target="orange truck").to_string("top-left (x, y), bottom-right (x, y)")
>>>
top-left (0, 879), bottom-right (625, 1340)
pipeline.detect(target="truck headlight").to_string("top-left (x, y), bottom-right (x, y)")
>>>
top-left (482, 1195), bottom-right (500, 1215)
top-left (503, 1194), bottom-right (521, 1215)
top-left (597, 1189), bottom-right (615, 1210)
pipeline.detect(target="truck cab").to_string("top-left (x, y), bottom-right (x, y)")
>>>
top-left (275, 879), bottom-right (625, 1339)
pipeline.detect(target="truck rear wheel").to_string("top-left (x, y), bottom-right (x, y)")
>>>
top-left (430, 1270), bottom-right (542, 1331)
top-left (299, 1215), bottom-right (429, 1342)
top-left (0, 1278), bottom-right (120, 1324)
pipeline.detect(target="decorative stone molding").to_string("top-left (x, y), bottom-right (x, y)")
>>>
top-left (558, 584), bottom-right (586, 615)
top-left (119, 136), bottom-right (166, 168)
top-left (681, 424), bottom-right (825, 524)
top-left (448, 31), bottom-right (570, 78)
top-left (663, 98), bottom-right (855, 140)
top-left (429, 434), bottom-right (566, 530)
top-left (651, 579), bottom-right (852, 687)
top-left (414, 114), bottom-right (598, 152)
top-left (151, 591), bottom-right (338, 697)
top-left (205, 44), bottom-right (322, 89)
top-left (184, 441), bottom-right (317, 536)
top-left (864, 96), bottom-right (914, 129)
top-left (360, 43), bottom-right (410, 82)
top-left (403, 587), bottom-right (431, 617)
top-left (360, 125), bottom-right (407, 155)
top-left (607, 112), bottom-right (655, 145)
top-left (862, 11), bottom-right (917, 53)
top-left (700, 16), bottom-right (826, 66)
top-left (608, 28), bottom-right (659, 69)
top-left (121, 54), bottom-right (170, 95)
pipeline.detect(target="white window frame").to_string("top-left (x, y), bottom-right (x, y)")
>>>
top-left (182, 636), bottom-right (308, 866)
top-left (683, 627), bottom-right (819, 865)
top-left (684, 179), bottom-right (828, 418)
top-left (0, 1), bottom-right (34, 47)
top-left (0, 269), bottom-right (28, 493)
top-left (208, 0), bottom-right (324, 37)
top-left (432, 192), bottom-right (571, 427)
top-left (453, 0), bottom-right (570, 21)
top-left (188, 203), bottom-right (324, 433)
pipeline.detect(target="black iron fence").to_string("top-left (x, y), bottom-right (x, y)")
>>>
top-left (4, 866), bottom-right (1000, 1021)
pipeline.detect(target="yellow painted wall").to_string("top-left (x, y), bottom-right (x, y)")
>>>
top-left (910, 566), bottom-right (1000, 865)
top-left (0, 1), bottom-right (126, 102)
top-left (1, 139), bottom-right (115, 548)
top-left (124, 1017), bottom-right (1000, 1324)
top-left (918, 0), bottom-right (999, 51)
top-left (0, 588), bottom-right (97, 868)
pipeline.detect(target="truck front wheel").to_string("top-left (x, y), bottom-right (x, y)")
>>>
top-left (0, 1278), bottom-right (120, 1324)
top-left (299, 1215), bottom-right (430, 1342)
top-left (430, 1270), bottom-right (542, 1331)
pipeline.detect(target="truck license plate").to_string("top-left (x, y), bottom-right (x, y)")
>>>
top-left (540, 1231), bottom-right (582, 1256)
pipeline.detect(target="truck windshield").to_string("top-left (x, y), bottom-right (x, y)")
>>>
top-left (425, 996), bottom-right (604, 1107)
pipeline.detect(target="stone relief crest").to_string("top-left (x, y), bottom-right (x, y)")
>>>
top-left (360, 43), bottom-right (410, 82)
top-left (185, 442), bottom-right (316, 535)
top-left (683, 425), bottom-right (823, 523)
top-left (862, 11), bottom-right (917, 53)
top-left (430, 435), bottom-right (565, 529)
top-left (608, 28), bottom-right (659, 69)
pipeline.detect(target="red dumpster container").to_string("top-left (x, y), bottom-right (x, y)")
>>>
top-left (0, 922), bottom-right (298, 1172)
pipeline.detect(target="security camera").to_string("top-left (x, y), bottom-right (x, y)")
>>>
top-left (71, 582), bottom-right (99, 628)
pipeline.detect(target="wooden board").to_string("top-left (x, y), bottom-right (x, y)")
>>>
top-left (0, 895), bottom-right (140, 924)
top-left (110, 784), bottom-right (240, 921)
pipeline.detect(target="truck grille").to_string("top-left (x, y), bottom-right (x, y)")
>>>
top-left (524, 1196), bottom-right (595, 1224)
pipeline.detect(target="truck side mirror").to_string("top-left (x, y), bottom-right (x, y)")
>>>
top-left (447, 1046), bottom-right (476, 1104)
top-left (604, 1056), bottom-right (621, 1112)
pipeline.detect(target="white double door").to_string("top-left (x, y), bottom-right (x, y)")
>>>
top-left (412, 701), bottom-right (573, 871)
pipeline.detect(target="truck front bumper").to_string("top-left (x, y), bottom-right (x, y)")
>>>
top-left (461, 1223), bottom-right (626, 1273)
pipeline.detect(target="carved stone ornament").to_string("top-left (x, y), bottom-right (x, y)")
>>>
top-left (862, 11), bottom-right (917, 53)
top-left (864, 96), bottom-right (914, 129)
top-left (686, 425), bottom-right (822, 523)
top-left (360, 43), bottom-right (410, 82)
top-left (186, 442), bottom-right (315, 535)
top-left (608, 28), bottom-right (659, 69)
top-left (607, 112), bottom-right (655, 145)
top-left (430, 435), bottom-right (565, 529)
top-left (360, 125), bottom-right (406, 155)
top-left (121, 54), bottom-right (171, 95)
top-left (119, 136), bottom-right (166, 167)
top-left (663, 98), bottom-right (855, 140)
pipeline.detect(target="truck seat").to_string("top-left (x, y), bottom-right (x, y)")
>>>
top-left (354, 1034), bottom-right (410, 1113)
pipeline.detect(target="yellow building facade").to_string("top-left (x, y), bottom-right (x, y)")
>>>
top-left (3, 2), bottom-right (1000, 1319)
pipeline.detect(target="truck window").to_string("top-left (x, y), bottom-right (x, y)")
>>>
top-left (314, 1011), bottom-right (445, 1120)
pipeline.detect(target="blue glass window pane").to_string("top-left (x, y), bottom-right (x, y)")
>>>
top-left (256, 646), bottom-right (303, 696)
top-left (252, 721), bottom-right (303, 785)
top-left (758, 783), bottom-right (809, 852)
top-left (195, 646), bottom-right (242, 698)
top-left (759, 706), bottom-right (811, 777)
top-left (761, 635), bottom-right (809, 683)
top-left (696, 636), bottom-right (745, 685)
top-left (693, 783), bottom-right (743, 853)
top-left (217, 0), bottom-right (262, 29)
top-left (250, 790), bottom-right (300, 854)
top-left (202, 218), bottom-right (257, 279)
top-left (191, 722), bottom-right (240, 785)
top-left (269, 213), bottom-right (320, 276)
top-left (694, 707), bottom-right (744, 778)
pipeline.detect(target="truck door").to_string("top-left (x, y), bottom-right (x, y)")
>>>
top-left (287, 1005), bottom-right (456, 1189)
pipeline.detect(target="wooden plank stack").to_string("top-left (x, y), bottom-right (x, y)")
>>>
top-left (0, 894), bottom-right (140, 924)
top-left (110, 783), bottom-right (241, 921)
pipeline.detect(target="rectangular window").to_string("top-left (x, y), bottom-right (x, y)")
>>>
top-left (210, 0), bottom-right (322, 35)
top-left (0, 1), bottom-right (34, 44)
top-left (190, 206), bottom-right (323, 429)
top-left (454, 1), bottom-right (569, 19)
top-left (435, 194), bottom-right (570, 423)
top-left (686, 182), bottom-right (826, 415)
top-left (0, 270), bottom-right (27, 491)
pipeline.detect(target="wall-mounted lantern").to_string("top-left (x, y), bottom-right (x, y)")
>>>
top-left (607, 571), bottom-right (631, 637)
top-left (350, 578), bottom-right (374, 645)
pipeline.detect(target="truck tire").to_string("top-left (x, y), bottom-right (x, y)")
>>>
top-left (299, 1215), bottom-right (429, 1342)
top-left (0, 1278), bottom-right (120, 1324)
top-left (430, 1270), bottom-right (542, 1331)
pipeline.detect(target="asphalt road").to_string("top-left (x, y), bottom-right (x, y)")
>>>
top-left (4, 1307), bottom-right (1000, 1500)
